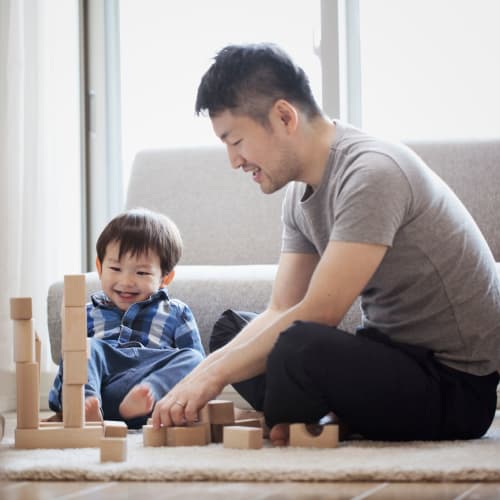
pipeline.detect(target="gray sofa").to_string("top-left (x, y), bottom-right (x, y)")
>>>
top-left (48, 141), bottom-right (500, 374)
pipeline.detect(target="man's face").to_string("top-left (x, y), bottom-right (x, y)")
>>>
top-left (211, 109), bottom-right (301, 194)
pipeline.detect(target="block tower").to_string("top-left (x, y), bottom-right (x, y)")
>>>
top-left (11, 274), bottom-right (105, 449)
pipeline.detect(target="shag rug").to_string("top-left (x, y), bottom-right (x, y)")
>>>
top-left (1, 418), bottom-right (500, 483)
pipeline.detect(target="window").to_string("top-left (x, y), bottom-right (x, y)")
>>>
top-left (358, 0), bottom-right (500, 140)
top-left (118, 0), bottom-right (322, 195)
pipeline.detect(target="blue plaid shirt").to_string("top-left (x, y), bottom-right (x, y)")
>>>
top-left (87, 288), bottom-right (205, 355)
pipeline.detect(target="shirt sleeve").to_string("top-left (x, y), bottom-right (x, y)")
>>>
top-left (330, 153), bottom-right (412, 247)
top-left (172, 303), bottom-right (206, 356)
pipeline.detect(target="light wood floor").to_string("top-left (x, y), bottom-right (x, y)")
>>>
top-left (1, 412), bottom-right (500, 500)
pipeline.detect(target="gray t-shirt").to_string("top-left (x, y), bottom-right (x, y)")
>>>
top-left (282, 121), bottom-right (500, 375)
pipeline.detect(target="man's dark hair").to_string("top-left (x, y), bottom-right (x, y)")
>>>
top-left (195, 43), bottom-right (322, 125)
top-left (96, 208), bottom-right (182, 275)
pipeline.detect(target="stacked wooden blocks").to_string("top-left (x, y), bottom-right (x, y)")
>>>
top-left (11, 275), bottom-right (105, 449)
top-left (143, 400), bottom-right (264, 449)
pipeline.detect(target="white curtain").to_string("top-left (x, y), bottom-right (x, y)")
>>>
top-left (0, 0), bottom-right (82, 384)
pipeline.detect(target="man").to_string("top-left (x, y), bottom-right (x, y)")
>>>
top-left (152, 43), bottom-right (500, 443)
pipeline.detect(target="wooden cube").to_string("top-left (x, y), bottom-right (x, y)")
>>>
top-left (16, 362), bottom-right (39, 429)
top-left (64, 274), bottom-right (86, 307)
top-left (289, 423), bottom-right (339, 448)
top-left (167, 425), bottom-right (207, 446)
top-left (63, 351), bottom-right (87, 384)
top-left (200, 400), bottom-right (234, 425)
top-left (62, 384), bottom-right (85, 428)
top-left (10, 297), bottom-right (32, 320)
top-left (62, 307), bottom-right (87, 352)
top-left (223, 425), bottom-right (263, 450)
top-left (142, 424), bottom-right (167, 447)
top-left (100, 437), bottom-right (127, 462)
top-left (104, 420), bottom-right (128, 437)
top-left (13, 319), bottom-right (35, 363)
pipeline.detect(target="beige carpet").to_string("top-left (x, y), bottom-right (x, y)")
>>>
top-left (1, 415), bottom-right (500, 482)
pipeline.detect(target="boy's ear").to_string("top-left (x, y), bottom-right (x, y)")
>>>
top-left (95, 256), bottom-right (102, 276)
top-left (161, 269), bottom-right (175, 287)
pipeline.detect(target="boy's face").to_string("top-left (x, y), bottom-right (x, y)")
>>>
top-left (98, 241), bottom-right (166, 311)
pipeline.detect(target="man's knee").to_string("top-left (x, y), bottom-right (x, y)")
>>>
top-left (209, 309), bottom-right (257, 353)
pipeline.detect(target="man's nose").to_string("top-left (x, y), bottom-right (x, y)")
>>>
top-left (228, 148), bottom-right (245, 170)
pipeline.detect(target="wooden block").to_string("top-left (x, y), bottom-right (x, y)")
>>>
top-left (63, 351), bottom-right (87, 384)
top-left (167, 425), bottom-right (208, 446)
top-left (142, 424), bottom-right (167, 447)
top-left (104, 420), bottom-right (128, 437)
top-left (100, 437), bottom-right (127, 462)
top-left (210, 423), bottom-right (225, 443)
top-left (64, 274), bottom-right (86, 307)
top-left (289, 423), bottom-right (339, 448)
top-left (16, 362), bottom-right (39, 429)
top-left (234, 418), bottom-right (263, 428)
top-left (10, 297), bottom-right (32, 320)
top-left (14, 425), bottom-right (103, 449)
top-left (13, 319), bottom-right (35, 362)
top-left (62, 307), bottom-right (87, 351)
top-left (201, 400), bottom-right (234, 425)
top-left (0, 414), bottom-right (4, 442)
top-left (35, 330), bottom-right (41, 369)
top-left (62, 384), bottom-right (85, 428)
top-left (223, 425), bottom-right (263, 449)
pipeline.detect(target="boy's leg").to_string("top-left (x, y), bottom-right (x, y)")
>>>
top-left (210, 309), bottom-right (266, 410)
top-left (264, 321), bottom-right (498, 441)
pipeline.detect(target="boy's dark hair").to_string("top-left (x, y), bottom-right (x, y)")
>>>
top-left (96, 208), bottom-right (182, 275)
top-left (195, 43), bottom-right (322, 125)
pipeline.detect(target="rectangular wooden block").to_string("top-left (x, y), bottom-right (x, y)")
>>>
top-left (167, 425), bottom-right (208, 446)
top-left (223, 426), bottom-right (263, 449)
top-left (62, 384), bottom-right (85, 428)
top-left (62, 307), bottom-right (87, 352)
top-left (289, 423), bottom-right (339, 448)
top-left (104, 420), bottom-right (128, 437)
top-left (100, 437), bottom-right (127, 462)
top-left (15, 425), bottom-right (104, 449)
top-left (64, 274), bottom-right (86, 307)
top-left (63, 351), bottom-right (87, 384)
top-left (200, 400), bottom-right (235, 425)
top-left (234, 418), bottom-right (263, 428)
top-left (13, 319), bottom-right (35, 362)
top-left (10, 297), bottom-right (32, 320)
top-left (16, 362), bottom-right (39, 429)
top-left (142, 424), bottom-right (167, 446)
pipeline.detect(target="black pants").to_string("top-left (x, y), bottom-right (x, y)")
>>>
top-left (210, 309), bottom-right (499, 441)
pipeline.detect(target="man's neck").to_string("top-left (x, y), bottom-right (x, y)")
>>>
top-left (298, 117), bottom-right (336, 188)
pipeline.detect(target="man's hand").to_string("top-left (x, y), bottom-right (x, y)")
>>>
top-left (151, 367), bottom-right (225, 428)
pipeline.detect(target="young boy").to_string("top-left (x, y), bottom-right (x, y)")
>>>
top-left (48, 208), bottom-right (205, 428)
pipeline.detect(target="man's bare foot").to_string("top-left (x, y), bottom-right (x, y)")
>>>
top-left (269, 423), bottom-right (290, 447)
top-left (42, 412), bottom-right (63, 422)
top-left (119, 384), bottom-right (154, 420)
top-left (85, 396), bottom-right (103, 422)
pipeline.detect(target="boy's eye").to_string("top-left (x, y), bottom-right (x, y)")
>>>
top-left (109, 266), bottom-right (120, 272)
top-left (137, 271), bottom-right (151, 276)
top-left (232, 139), bottom-right (242, 146)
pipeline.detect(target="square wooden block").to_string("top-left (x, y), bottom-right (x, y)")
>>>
top-left (167, 425), bottom-right (207, 446)
top-left (13, 319), bottom-right (35, 363)
top-left (200, 400), bottom-right (235, 425)
top-left (64, 274), bottom-right (86, 307)
top-left (104, 420), bottom-right (128, 437)
top-left (142, 424), bottom-right (167, 447)
top-left (223, 426), bottom-right (263, 449)
top-left (289, 423), bottom-right (339, 448)
top-left (10, 297), bottom-right (32, 320)
top-left (100, 437), bottom-right (127, 462)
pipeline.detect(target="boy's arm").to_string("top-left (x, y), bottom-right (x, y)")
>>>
top-left (172, 304), bottom-right (205, 355)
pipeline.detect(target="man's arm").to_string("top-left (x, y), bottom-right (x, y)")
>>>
top-left (152, 240), bottom-right (387, 427)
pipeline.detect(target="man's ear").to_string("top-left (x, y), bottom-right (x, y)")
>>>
top-left (272, 99), bottom-right (298, 133)
top-left (161, 269), bottom-right (175, 287)
top-left (95, 256), bottom-right (102, 277)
